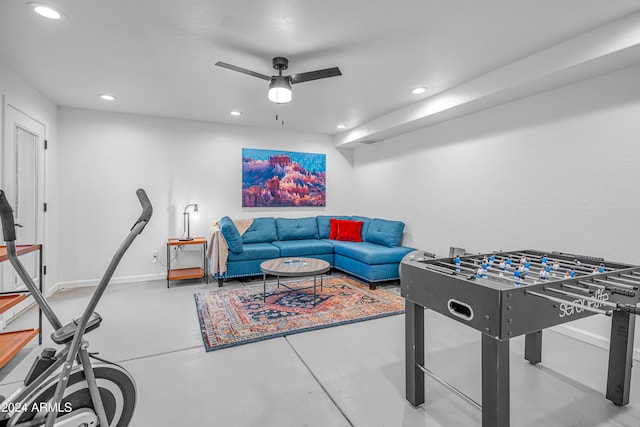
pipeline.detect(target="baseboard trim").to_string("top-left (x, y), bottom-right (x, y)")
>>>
top-left (54, 273), bottom-right (165, 292)
top-left (551, 324), bottom-right (640, 361)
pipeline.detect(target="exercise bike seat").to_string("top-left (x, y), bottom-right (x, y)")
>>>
top-left (51, 312), bottom-right (103, 345)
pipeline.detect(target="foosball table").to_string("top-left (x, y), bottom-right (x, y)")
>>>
top-left (400, 249), bottom-right (640, 427)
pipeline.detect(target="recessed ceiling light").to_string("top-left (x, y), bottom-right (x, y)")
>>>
top-left (336, 124), bottom-right (347, 129)
top-left (411, 87), bottom-right (427, 95)
top-left (29, 3), bottom-right (63, 20)
top-left (230, 111), bottom-right (243, 116)
top-left (98, 94), bottom-right (116, 101)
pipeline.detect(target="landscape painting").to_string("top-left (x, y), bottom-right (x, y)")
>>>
top-left (242, 148), bottom-right (326, 207)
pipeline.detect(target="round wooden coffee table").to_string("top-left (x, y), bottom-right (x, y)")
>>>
top-left (260, 257), bottom-right (331, 305)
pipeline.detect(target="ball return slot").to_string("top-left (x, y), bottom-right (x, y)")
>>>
top-left (448, 299), bottom-right (474, 320)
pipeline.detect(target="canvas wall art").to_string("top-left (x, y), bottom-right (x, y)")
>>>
top-left (242, 148), bottom-right (326, 207)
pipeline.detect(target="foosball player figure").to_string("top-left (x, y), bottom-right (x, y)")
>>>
top-left (488, 255), bottom-right (496, 267)
top-left (524, 261), bottom-right (531, 272)
top-left (539, 266), bottom-right (550, 281)
top-left (505, 258), bottom-right (513, 270)
top-left (541, 255), bottom-right (548, 266)
top-left (563, 269), bottom-right (576, 278)
top-left (514, 270), bottom-right (522, 286)
top-left (477, 265), bottom-right (487, 279)
top-left (455, 256), bottom-right (461, 272)
top-left (599, 263), bottom-right (605, 273)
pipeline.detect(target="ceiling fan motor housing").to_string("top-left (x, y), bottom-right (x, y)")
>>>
top-left (272, 57), bottom-right (289, 72)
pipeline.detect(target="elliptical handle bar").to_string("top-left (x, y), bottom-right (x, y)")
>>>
top-left (0, 190), bottom-right (17, 242)
top-left (133, 188), bottom-right (153, 233)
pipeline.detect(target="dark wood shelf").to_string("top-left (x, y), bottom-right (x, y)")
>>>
top-left (0, 243), bottom-right (43, 369)
top-left (0, 329), bottom-right (40, 369)
top-left (0, 294), bottom-right (28, 315)
top-left (168, 267), bottom-right (205, 281)
top-left (0, 244), bottom-right (41, 262)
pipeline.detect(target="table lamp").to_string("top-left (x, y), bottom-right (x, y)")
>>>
top-left (181, 203), bottom-right (199, 241)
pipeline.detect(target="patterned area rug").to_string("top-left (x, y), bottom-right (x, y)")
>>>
top-left (194, 276), bottom-right (405, 351)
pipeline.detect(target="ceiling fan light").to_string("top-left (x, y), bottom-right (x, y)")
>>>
top-left (30, 3), bottom-right (63, 19)
top-left (268, 76), bottom-right (292, 103)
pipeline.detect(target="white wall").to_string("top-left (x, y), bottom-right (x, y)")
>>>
top-left (0, 59), bottom-right (59, 295)
top-left (351, 63), bottom-right (640, 358)
top-left (57, 108), bottom-right (353, 287)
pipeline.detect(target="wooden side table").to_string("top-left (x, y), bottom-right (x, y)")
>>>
top-left (166, 238), bottom-right (209, 288)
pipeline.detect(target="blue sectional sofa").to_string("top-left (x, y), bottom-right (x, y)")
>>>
top-left (213, 215), bottom-right (414, 289)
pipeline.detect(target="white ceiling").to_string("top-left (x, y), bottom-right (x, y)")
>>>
top-left (1, 1), bottom-right (640, 140)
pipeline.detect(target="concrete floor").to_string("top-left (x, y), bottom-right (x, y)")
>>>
top-left (1, 275), bottom-right (640, 426)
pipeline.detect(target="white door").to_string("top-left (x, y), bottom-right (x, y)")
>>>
top-left (1, 101), bottom-right (46, 296)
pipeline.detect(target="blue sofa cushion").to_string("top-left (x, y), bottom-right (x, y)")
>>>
top-left (365, 218), bottom-right (405, 247)
top-left (227, 242), bottom-right (280, 262)
top-left (220, 216), bottom-right (243, 254)
top-left (331, 241), bottom-right (413, 265)
top-left (316, 215), bottom-right (350, 239)
top-left (272, 239), bottom-right (334, 257)
top-left (276, 217), bottom-right (319, 240)
top-left (351, 216), bottom-right (372, 240)
top-left (242, 217), bottom-right (277, 244)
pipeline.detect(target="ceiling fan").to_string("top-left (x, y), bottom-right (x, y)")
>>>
top-left (215, 57), bottom-right (342, 104)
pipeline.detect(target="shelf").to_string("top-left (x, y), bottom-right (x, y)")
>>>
top-left (168, 238), bottom-right (206, 247)
top-left (0, 329), bottom-right (40, 369)
top-left (0, 244), bottom-right (41, 262)
top-left (168, 267), bottom-right (204, 281)
top-left (0, 294), bottom-right (27, 315)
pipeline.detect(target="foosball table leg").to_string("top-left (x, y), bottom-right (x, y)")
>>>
top-left (524, 330), bottom-right (543, 365)
top-left (482, 334), bottom-right (510, 427)
top-left (405, 301), bottom-right (425, 406)
top-left (606, 309), bottom-right (636, 406)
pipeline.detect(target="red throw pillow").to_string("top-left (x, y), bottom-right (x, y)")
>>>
top-left (329, 218), bottom-right (339, 240)
top-left (336, 220), bottom-right (363, 242)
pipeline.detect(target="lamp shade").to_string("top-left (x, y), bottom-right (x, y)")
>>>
top-left (268, 76), bottom-right (292, 103)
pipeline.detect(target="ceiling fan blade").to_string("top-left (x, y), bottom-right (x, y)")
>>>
top-left (289, 67), bottom-right (342, 84)
top-left (214, 62), bottom-right (271, 81)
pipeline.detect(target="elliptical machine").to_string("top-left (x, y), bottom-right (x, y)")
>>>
top-left (0, 189), bottom-right (152, 426)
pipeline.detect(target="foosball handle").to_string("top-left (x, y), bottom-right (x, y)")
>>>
top-left (617, 304), bottom-right (640, 315)
top-left (608, 287), bottom-right (636, 298)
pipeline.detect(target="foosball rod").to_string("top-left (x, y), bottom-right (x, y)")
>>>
top-left (525, 290), bottom-right (613, 316)
top-left (453, 258), bottom-right (572, 286)
top-left (511, 252), bottom-right (614, 275)
top-left (546, 287), bottom-right (640, 315)
top-left (510, 251), bottom-right (612, 275)
top-left (470, 252), bottom-right (603, 278)
top-left (593, 277), bottom-right (638, 290)
top-left (619, 273), bottom-right (640, 285)
top-left (578, 280), bottom-right (637, 297)
top-left (437, 260), bottom-right (537, 286)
